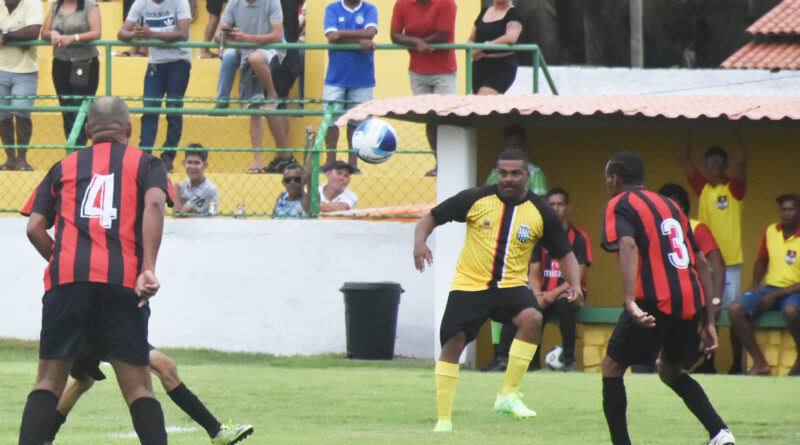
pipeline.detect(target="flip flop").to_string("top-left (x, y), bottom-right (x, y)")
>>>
top-left (246, 166), bottom-right (263, 174)
top-left (199, 51), bottom-right (220, 59)
top-left (0, 162), bottom-right (13, 171)
top-left (17, 163), bottom-right (34, 171)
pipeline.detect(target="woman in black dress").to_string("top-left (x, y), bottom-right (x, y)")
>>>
top-left (468, 0), bottom-right (523, 95)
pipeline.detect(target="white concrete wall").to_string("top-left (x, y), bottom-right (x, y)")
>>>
top-left (0, 217), bottom-right (436, 358)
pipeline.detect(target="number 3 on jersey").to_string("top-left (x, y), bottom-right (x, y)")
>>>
top-left (81, 173), bottom-right (118, 229)
top-left (660, 218), bottom-right (690, 269)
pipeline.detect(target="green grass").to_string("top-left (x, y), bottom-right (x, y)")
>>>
top-left (1, 339), bottom-right (798, 444)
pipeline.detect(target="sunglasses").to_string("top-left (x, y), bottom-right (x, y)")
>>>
top-left (283, 176), bottom-right (302, 184)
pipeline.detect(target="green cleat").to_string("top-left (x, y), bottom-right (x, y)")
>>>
top-left (211, 423), bottom-right (254, 444)
top-left (433, 419), bottom-right (453, 432)
top-left (494, 392), bottom-right (537, 419)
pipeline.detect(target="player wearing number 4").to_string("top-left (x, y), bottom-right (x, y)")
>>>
top-left (19, 97), bottom-right (174, 445)
top-left (414, 148), bottom-right (582, 433)
top-left (601, 152), bottom-right (734, 445)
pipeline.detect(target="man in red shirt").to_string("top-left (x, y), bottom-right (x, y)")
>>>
top-left (19, 97), bottom-right (172, 445)
top-left (390, 0), bottom-right (457, 176)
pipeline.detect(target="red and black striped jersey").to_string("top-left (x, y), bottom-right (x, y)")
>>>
top-left (531, 224), bottom-right (592, 291)
top-left (21, 141), bottom-right (174, 292)
top-left (431, 185), bottom-right (572, 292)
top-left (601, 189), bottom-right (704, 320)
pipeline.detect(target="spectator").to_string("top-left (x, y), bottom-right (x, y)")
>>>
top-left (391, 0), bottom-right (457, 177)
top-left (468, 0), bottom-right (522, 95)
top-left (119, 0), bottom-right (192, 174)
top-left (659, 182), bottom-right (726, 373)
top-left (41, 0), bottom-right (101, 147)
top-left (0, 0), bottom-right (42, 171)
top-left (306, 160), bottom-right (357, 213)
top-left (199, 0), bottom-right (225, 58)
top-left (728, 193), bottom-right (800, 377)
top-left (679, 129), bottom-right (746, 372)
top-left (486, 125), bottom-right (546, 194)
top-left (215, 0), bottom-right (296, 174)
top-left (273, 162), bottom-right (307, 218)
top-left (322, 0), bottom-right (378, 173)
top-left (172, 144), bottom-right (219, 215)
top-left (528, 188), bottom-right (590, 372)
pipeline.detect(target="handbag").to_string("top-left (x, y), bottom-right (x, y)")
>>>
top-left (70, 60), bottom-right (91, 88)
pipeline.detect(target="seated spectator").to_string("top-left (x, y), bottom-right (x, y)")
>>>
top-left (41, 0), bottom-right (101, 147)
top-left (215, 0), bottom-right (295, 174)
top-left (118, 0), bottom-right (192, 173)
top-left (311, 160), bottom-right (358, 213)
top-left (468, 0), bottom-right (523, 95)
top-left (0, 0), bottom-right (42, 171)
top-left (728, 193), bottom-right (800, 376)
top-left (172, 145), bottom-right (219, 215)
top-left (322, 0), bottom-right (378, 173)
top-left (273, 162), bottom-right (307, 218)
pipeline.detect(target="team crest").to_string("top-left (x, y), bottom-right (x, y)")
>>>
top-left (356, 14), bottom-right (364, 24)
top-left (483, 219), bottom-right (491, 230)
top-left (516, 224), bottom-right (531, 242)
top-left (786, 250), bottom-right (797, 265)
top-left (717, 196), bottom-right (728, 209)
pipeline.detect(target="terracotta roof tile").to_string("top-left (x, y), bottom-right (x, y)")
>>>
top-left (748, 0), bottom-right (800, 35)
top-left (722, 41), bottom-right (800, 69)
top-left (336, 94), bottom-right (800, 126)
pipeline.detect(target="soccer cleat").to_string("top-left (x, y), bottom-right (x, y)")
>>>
top-left (433, 419), bottom-right (453, 432)
top-left (493, 392), bottom-right (537, 419)
top-left (706, 429), bottom-right (735, 445)
top-left (211, 423), bottom-right (254, 444)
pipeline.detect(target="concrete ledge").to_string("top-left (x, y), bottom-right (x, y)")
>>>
top-left (578, 306), bottom-right (786, 328)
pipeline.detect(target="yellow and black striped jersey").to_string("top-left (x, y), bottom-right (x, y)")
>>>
top-left (432, 185), bottom-right (572, 292)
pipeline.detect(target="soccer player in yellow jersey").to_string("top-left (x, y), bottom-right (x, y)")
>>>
top-left (413, 148), bottom-right (582, 433)
top-left (728, 193), bottom-right (800, 376)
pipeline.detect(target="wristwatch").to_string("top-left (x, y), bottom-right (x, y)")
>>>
top-left (711, 297), bottom-right (721, 306)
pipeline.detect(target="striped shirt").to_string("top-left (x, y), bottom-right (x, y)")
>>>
top-left (431, 185), bottom-right (571, 292)
top-left (21, 141), bottom-right (173, 291)
top-left (602, 189), bottom-right (704, 320)
top-left (532, 224), bottom-right (592, 291)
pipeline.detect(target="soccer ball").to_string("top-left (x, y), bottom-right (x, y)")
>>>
top-left (545, 345), bottom-right (565, 371)
top-left (352, 118), bottom-right (398, 164)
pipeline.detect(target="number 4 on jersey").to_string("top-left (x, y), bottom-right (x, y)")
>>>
top-left (81, 173), bottom-right (118, 229)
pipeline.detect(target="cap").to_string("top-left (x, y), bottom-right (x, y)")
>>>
top-left (324, 160), bottom-right (355, 174)
top-left (776, 192), bottom-right (800, 205)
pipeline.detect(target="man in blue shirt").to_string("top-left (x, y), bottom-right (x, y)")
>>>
top-left (322, 0), bottom-right (378, 173)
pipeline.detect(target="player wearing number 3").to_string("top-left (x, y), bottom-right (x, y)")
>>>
top-left (19, 97), bottom-right (174, 445)
top-left (600, 152), bottom-right (734, 445)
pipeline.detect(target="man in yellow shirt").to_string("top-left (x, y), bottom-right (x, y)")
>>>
top-left (728, 193), bottom-right (800, 376)
top-left (0, 0), bottom-right (42, 171)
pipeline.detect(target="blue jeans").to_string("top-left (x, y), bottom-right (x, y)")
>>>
top-left (216, 49), bottom-right (240, 105)
top-left (140, 60), bottom-right (191, 158)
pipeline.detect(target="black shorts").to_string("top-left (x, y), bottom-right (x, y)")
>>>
top-left (272, 49), bottom-right (302, 109)
top-left (472, 56), bottom-right (518, 94)
top-left (205, 0), bottom-right (227, 16)
top-left (40, 282), bottom-right (151, 366)
top-left (440, 286), bottom-right (541, 346)
top-left (606, 301), bottom-right (702, 368)
top-left (70, 342), bottom-right (155, 382)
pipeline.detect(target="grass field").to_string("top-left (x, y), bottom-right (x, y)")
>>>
top-left (1, 339), bottom-right (798, 445)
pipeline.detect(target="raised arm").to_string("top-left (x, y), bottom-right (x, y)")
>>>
top-left (729, 129), bottom-right (746, 184)
top-left (679, 129), bottom-right (697, 180)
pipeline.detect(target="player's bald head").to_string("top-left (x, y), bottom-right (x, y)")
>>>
top-left (87, 97), bottom-right (130, 130)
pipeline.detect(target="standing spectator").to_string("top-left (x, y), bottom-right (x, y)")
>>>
top-left (679, 129), bottom-right (746, 372)
top-left (119, 0), bottom-right (192, 174)
top-left (468, 0), bottom-right (522, 95)
top-left (305, 160), bottom-right (358, 213)
top-left (600, 151), bottom-right (734, 445)
top-left (172, 144), bottom-right (219, 215)
top-left (529, 188), bottom-right (590, 372)
top-left (41, 0), bottom-right (101, 147)
top-left (322, 0), bottom-right (378, 173)
top-left (728, 193), bottom-right (800, 377)
top-left (413, 148), bottom-right (581, 432)
top-left (0, 0), bottom-right (42, 171)
top-left (273, 162), bottom-right (307, 218)
top-left (18, 97), bottom-right (172, 445)
top-left (215, 0), bottom-right (288, 174)
top-left (391, 0), bottom-right (457, 177)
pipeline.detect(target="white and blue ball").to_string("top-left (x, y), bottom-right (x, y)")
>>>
top-left (352, 118), bottom-right (398, 164)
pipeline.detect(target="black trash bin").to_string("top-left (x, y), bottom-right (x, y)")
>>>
top-left (341, 282), bottom-right (404, 360)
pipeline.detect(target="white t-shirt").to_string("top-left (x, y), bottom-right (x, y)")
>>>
top-left (319, 184), bottom-right (357, 210)
top-left (126, 0), bottom-right (192, 63)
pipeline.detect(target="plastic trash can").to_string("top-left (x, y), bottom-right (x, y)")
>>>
top-left (341, 282), bottom-right (404, 360)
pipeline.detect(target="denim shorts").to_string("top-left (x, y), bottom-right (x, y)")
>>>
top-left (322, 85), bottom-right (373, 125)
top-left (0, 70), bottom-right (38, 120)
top-left (737, 285), bottom-right (800, 318)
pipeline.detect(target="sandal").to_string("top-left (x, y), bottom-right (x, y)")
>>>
top-left (246, 166), bottom-right (263, 174)
top-left (17, 163), bottom-right (34, 171)
top-left (0, 162), bottom-right (14, 171)
top-left (199, 50), bottom-right (220, 59)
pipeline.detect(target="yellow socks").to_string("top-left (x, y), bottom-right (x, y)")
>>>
top-left (434, 360), bottom-right (459, 421)
top-left (500, 339), bottom-right (537, 395)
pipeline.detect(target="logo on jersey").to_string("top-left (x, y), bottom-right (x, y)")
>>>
top-left (355, 14), bottom-right (364, 25)
top-left (543, 259), bottom-right (561, 278)
top-left (517, 224), bottom-right (531, 243)
top-left (787, 250), bottom-right (797, 265)
top-left (717, 195), bottom-right (728, 209)
top-left (482, 219), bottom-right (491, 230)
